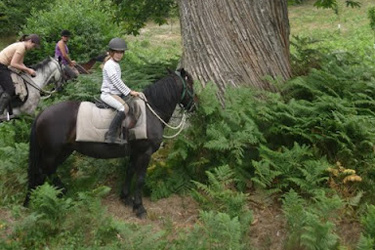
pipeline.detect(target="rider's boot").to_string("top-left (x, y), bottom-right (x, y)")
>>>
top-left (0, 91), bottom-right (11, 114)
top-left (105, 111), bottom-right (126, 144)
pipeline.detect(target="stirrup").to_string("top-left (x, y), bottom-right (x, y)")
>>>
top-left (104, 133), bottom-right (127, 144)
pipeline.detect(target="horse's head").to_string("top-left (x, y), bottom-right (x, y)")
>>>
top-left (175, 68), bottom-right (198, 112)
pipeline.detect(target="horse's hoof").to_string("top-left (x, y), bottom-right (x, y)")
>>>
top-left (136, 210), bottom-right (147, 219)
top-left (23, 197), bottom-right (30, 207)
top-left (134, 205), bottom-right (147, 219)
top-left (121, 196), bottom-right (134, 207)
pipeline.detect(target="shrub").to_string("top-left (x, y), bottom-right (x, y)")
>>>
top-left (282, 189), bottom-right (342, 250)
top-left (357, 204), bottom-right (375, 249)
top-left (0, 119), bottom-right (30, 206)
top-left (251, 143), bottom-right (330, 196)
top-left (174, 211), bottom-right (246, 250)
top-left (21, 0), bottom-right (122, 64)
top-left (0, 0), bottom-right (55, 35)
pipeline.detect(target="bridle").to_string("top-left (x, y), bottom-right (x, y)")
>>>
top-left (137, 70), bottom-right (196, 139)
top-left (10, 57), bottom-right (64, 97)
top-left (48, 57), bottom-right (65, 89)
top-left (174, 70), bottom-right (195, 112)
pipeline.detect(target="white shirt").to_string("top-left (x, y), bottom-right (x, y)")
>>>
top-left (100, 58), bottom-right (131, 96)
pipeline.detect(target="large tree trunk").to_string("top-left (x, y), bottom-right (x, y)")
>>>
top-left (178, 0), bottom-right (291, 96)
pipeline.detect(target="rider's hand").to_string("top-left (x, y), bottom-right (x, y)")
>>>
top-left (28, 68), bottom-right (36, 77)
top-left (130, 91), bottom-right (140, 97)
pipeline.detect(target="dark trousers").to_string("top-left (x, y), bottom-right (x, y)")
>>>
top-left (0, 64), bottom-right (15, 95)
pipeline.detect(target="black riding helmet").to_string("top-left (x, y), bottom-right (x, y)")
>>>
top-left (61, 30), bottom-right (71, 37)
top-left (108, 38), bottom-right (128, 51)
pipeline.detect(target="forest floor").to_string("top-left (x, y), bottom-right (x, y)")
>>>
top-left (0, 192), bottom-right (363, 249)
top-left (101, 190), bottom-right (361, 249)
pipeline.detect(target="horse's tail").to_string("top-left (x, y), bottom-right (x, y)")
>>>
top-left (24, 116), bottom-right (43, 206)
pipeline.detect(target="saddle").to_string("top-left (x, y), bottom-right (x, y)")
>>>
top-left (10, 72), bottom-right (28, 102)
top-left (75, 96), bottom-right (147, 144)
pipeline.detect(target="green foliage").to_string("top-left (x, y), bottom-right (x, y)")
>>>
top-left (356, 204), bottom-right (375, 249)
top-left (282, 189), bottom-right (342, 250)
top-left (112, 0), bottom-right (178, 35)
top-left (290, 35), bottom-right (326, 76)
top-left (191, 165), bottom-right (253, 244)
top-left (0, 120), bottom-right (31, 206)
top-left (288, 0), bottom-right (308, 6)
top-left (121, 50), bottom-right (180, 90)
top-left (0, 143), bottom-right (28, 206)
top-left (9, 184), bottom-right (121, 249)
top-left (146, 83), bottom-right (263, 199)
top-left (30, 183), bottom-right (72, 224)
top-left (174, 211), bottom-right (247, 250)
top-left (369, 7), bottom-right (375, 32)
top-left (314, 0), bottom-right (361, 13)
top-left (252, 143), bottom-right (330, 195)
top-left (1, 182), bottom-right (170, 249)
top-left (261, 53), bottom-right (375, 167)
top-left (368, 7), bottom-right (375, 44)
top-left (192, 166), bottom-right (251, 219)
top-left (21, 0), bottom-right (122, 64)
top-left (0, 0), bottom-right (55, 35)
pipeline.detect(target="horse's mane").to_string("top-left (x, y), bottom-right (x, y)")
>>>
top-left (143, 73), bottom-right (181, 112)
top-left (30, 57), bottom-right (53, 71)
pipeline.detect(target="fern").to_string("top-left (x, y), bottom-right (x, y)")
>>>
top-left (174, 211), bottom-right (247, 250)
top-left (0, 143), bottom-right (28, 205)
top-left (282, 189), bottom-right (342, 250)
top-left (252, 142), bottom-right (329, 195)
top-left (191, 165), bottom-right (253, 240)
top-left (30, 183), bottom-right (72, 223)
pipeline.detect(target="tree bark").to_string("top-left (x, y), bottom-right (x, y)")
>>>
top-left (178, 0), bottom-right (291, 96)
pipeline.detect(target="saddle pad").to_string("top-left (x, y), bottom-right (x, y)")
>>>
top-left (10, 72), bottom-right (27, 101)
top-left (76, 99), bottom-right (147, 143)
top-left (76, 102), bottom-right (115, 142)
top-left (128, 96), bottom-right (147, 140)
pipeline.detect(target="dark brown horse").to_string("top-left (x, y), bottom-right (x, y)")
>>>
top-left (76, 53), bottom-right (106, 74)
top-left (24, 68), bottom-right (197, 218)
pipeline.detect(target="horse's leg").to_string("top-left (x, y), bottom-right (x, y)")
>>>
top-left (24, 148), bottom-right (73, 206)
top-left (120, 158), bottom-right (136, 206)
top-left (131, 150), bottom-right (152, 219)
top-left (43, 149), bottom-right (74, 193)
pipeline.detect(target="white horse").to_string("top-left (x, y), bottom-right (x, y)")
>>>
top-left (2, 57), bottom-right (65, 119)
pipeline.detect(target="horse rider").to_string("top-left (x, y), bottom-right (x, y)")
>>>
top-left (55, 29), bottom-right (79, 79)
top-left (0, 34), bottom-right (40, 114)
top-left (100, 37), bottom-right (140, 143)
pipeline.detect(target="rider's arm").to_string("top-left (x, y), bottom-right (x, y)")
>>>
top-left (10, 50), bottom-right (35, 76)
top-left (109, 73), bottom-right (131, 96)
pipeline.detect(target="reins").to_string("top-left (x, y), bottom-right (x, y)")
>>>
top-left (10, 58), bottom-right (62, 98)
top-left (138, 93), bottom-right (187, 139)
top-left (137, 71), bottom-right (194, 139)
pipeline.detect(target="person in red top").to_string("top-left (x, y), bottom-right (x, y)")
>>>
top-left (0, 34), bottom-right (41, 114)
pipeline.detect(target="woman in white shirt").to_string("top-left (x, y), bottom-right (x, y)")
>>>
top-left (100, 38), bottom-right (140, 143)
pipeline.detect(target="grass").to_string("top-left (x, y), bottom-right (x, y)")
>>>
top-left (289, 0), bottom-right (375, 56)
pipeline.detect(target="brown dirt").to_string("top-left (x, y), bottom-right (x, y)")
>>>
top-left (0, 193), bottom-right (362, 249)
top-left (102, 193), bottom-right (199, 230)
top-left (0, 208), bottom-right (15, 240)
top-left (102, 193), bottom-right (362, 249)
top-left (102, 193), bottom-right (289, 249)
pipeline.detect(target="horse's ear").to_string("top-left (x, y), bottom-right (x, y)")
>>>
top-left (180, 68), bottom-right (186, 76)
